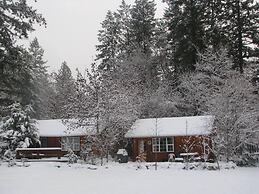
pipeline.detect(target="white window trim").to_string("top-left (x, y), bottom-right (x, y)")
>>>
top-left (61, 136), bottom-right (80, 151)
top-left (152, 137), bottom-right (174, 153)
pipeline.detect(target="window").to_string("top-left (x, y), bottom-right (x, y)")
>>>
top-left (152, 137), bottom-right (174, 152)
top-left (61, 137), bottom-right (80, 151)
top-left (247, 144), bottom-right (259, 154)
top-left (40, 137), bottom-right (48, 147)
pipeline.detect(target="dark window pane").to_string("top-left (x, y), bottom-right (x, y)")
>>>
top-left (153, 145), bottom-right (159, 152)
top-left (167, 137), bottom-right (173, 144)
top-left (167, 145), bottom-right (173, 151)
top-left (160, 138), bottom-right (166, 145)
top-left (153, 138), bottom-right (159, 145)
top-left (40, 137), bottom-right (48, 147)
top-left (160, 144), bottom-right (166, 152)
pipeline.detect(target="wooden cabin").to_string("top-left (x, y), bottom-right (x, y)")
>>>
top-left (125, 115), bottom-right (214, 162)
top-left (16, 119), bottom-right (95, 159)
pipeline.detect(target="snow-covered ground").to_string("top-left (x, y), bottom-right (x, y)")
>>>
top-left (0, 161), bottom-right (258, 194)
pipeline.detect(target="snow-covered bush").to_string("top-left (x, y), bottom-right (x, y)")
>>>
top-left (64, 149), bottom-right (78, 164)
top-left (0, 103), bottom-right (39, 156)
top-left (3, 149), bottom-right (16, 167)
top-left (235, 152), bottom-right (259, 167)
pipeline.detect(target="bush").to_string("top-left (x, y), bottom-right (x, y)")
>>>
top-left (64, 149), bottom-right (78, 164)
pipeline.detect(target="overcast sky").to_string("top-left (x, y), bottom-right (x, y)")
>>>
top-left (26, 0), bottom-right (166, 74)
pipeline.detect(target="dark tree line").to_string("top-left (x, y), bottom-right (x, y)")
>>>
top-left (0, 1), bottom-right (54, 119)
top-left (69, 0), bottom-right (258, 163)
top-left (92, 0), bottom-right (258, 115)
top-left (0, 1), bottom-right (79, 120)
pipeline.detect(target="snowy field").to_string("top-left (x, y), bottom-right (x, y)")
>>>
top-left (0, 161), bottom-right (259, 194)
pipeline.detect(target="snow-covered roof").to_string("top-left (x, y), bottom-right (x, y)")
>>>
top-left (125, 115), bottom-right (214, 138)
top-left (36, 119), bottom-right (95, 137)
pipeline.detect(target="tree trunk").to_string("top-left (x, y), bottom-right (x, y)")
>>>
top-left (106, 148), bottom-right (109, 163)
top-left (236, 0), bottom-right (244, 74)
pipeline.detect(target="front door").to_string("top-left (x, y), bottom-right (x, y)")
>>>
top-left (138, 140), bottom-right (149, 161)
top-left (139, 140), bottom-right (145, 154)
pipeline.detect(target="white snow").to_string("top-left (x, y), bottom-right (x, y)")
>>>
top-left (0, 161), bottom-right (258, 194)
top-left (23, 137), bottom-right (30, 148)
top-left (117, 149), bottom-right (128, 156)
top-left (175, 158), bottom-right (184, 161)
top-left (125, 115), bottom-right (214, 138)
top-left (180, 152), bottom-right (199, 156)
top-left (36, 119), bottom-right (95, 137)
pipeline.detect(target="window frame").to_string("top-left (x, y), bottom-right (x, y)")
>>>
top-left (61, 136), bottom-right (80, 151)
top-left (152, 137), bottom-right (174, 153)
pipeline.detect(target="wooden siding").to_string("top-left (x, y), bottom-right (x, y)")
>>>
top-left (16, 136), bottom-right (86, 159)
top-left (130, 135), bottom-right (211, 162)
top-left (47, 137), bottom-right (61, 147)
top-left (44, 136), bottom-right (86, 149)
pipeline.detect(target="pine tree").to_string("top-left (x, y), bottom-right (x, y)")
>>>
top-left (52, 62), bottom-right (76, 118)
top-left (0, 47), bottom-right (34, 111)
top-left (153, 18), bottom-right (175, 81)
top-left (26, 38), bottom-right (53, 119)
top-left (115, 0), bottom-right (132, 57)
top-left (96, 10), bottom-right (120, 70)
top-left (222, 0), bottom-right (259, 73)
top-left (72, 69), bottom-right (94, 121)
top-left (203, 0), bottom-right (227, 49)
top-left (164, 0), bottom-right (206, 73)
top-left (130, 0), bottom-right (156, 54)
top-left (0, 103), bottom-right (39, 155)
top-left (96, 0), bottom-right (157, 72)
top-left (0, 0), bottom-right (46, 108)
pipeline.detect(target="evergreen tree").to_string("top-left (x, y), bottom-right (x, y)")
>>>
top-left (52, 62), bottom-right (76, 118)
top-left (153, 18), bottom-right (175, 81)
top-left (0, 103), bottom-right (39, 155)
top-left (96, 10), bottom-right (120, 70)
top-left (72, 69), bottom-right (94, 120)
top-left (130, 0), bottom-right (156, 54)
top-left (116, 0), bottom-right (132, 57)
top-left (0, 0), bottom-right (46, 108)
top-left (164, 0), bottom-right (206, 73)
top-left (203, 0), bottom-right (227, 49)
top-left (0, 47), bottom-right (34, 111)
top-left (222, 0), bottom-right (259, 73)
top-left (96, 0), bottom-right (157, 72)
top-left (26, 38), bottom-right (53, 119)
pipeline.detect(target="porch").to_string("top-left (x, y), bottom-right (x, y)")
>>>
top-left (16, 147), bottom-right (64, 159)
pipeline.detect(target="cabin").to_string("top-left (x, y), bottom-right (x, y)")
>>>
top-left (125, 115), bottom-right (214, 162)
top-left (16, 119), bottom-right (95, 159)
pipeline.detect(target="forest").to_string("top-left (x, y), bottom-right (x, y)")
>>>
top-left (0, 0), bottom-right (259, 165)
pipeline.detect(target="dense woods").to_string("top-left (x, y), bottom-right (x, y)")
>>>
top-left (0, 0), bottom-right (258, 164)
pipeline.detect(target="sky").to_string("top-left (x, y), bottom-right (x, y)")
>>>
top-left (26, 0), bottom-right (166, 74)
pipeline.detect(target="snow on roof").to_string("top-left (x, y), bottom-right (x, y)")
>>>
top-left (36, 119), bottom-right (95, 137)
top-left (125, 115), bottom-right (214, 138)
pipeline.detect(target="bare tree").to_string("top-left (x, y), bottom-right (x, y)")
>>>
top-left (208, 74), bottom-right (259, 164)
top-left (175, 48), bottom-right (259, 164)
